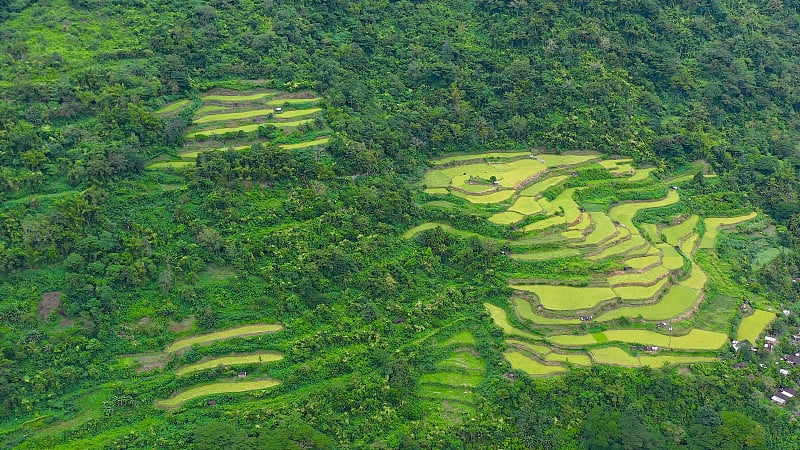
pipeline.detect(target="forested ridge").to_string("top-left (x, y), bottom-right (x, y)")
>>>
top-left (3, 0), bottom-right (800, 448)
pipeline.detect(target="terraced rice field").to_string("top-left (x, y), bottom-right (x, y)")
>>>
top-left (699, 213), bottom-right (759, 249)
top-left (662, 215), bottom-right (699, 245)
top-left (412, 152), bottom-right (756, 374)
top-left (147, 161), bottom-right (194, 170)
top-left (737, 309), bottom-right (776, 343)
top-left (432, 151), bottom-right (531, 165)
top-left (157, 379), bottom-right (280, 408)
top-left (201, 92), bottom-right (274, 102)
top-left (590, 347), bottom-right (715, 367)
top-left (504, 351), bottom-right (567, 375)
top-left (187, 119), bottom-right (314, 138)
top-left (155, 99), bottom-right (190, 116)
top-left (512, 285), bottom-right (616, 310)
top-left (174, 352), bottom-right (284, 377)
top-left (193, 107), bottom-right (321, 124)
top-left (166, 324), bottom-right (283, 353)
top-left (550, 329), bottom-right (727, 350)
top-left (280, 137), bottom-right (332, 149)
top-left (441, 331), bottom-right (478, 347)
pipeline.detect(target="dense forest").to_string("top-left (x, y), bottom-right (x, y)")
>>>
top-left (3, 0), bottom-right (800, 448)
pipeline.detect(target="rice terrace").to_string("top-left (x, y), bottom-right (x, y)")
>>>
top-left (410, 151), bottom-right (772, 375)
top-left (148, 83), bottom-right (329, 170)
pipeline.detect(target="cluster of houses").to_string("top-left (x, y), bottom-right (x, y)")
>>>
top-left (771, 388), bottom-right (798, 405)
top-left (579, 314), bottom-right (594, 322)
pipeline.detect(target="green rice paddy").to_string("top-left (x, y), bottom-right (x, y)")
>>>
top-left (596, 284), bottom-right (700, 322)
top-left (511, 298), bottom-right (582, 325)
top-left (280, 137), bottom-right (332, 149)
top-left (625, 255), bottom-right (660, 270)
top-left (505, 339), bottom-right (552, 355)
top-left (174, 352), bottom-right (283, 377)
top-left (609, 190), bottom-right (680, 230)
top-left (440, 331), bottom-right (478, 347)
top-left (508, 196), bottom-right (543, 215)
top-left (590, 347), bottom-right (715, 367)
top-left (419, 372), bottom-right (483, 388)
top-left (736, 309), bottom-right (776, 343)
top-left (608, 265), bottom-right (668, 286)
top-left (544, 352), bottom-right (592, 366)
top-left (432, 151), bottom-right (531, 165)
top-left (192, 107), bottom-right (321, 124)
top-left (539, 154), bottom-right (598, 167)
top-left (511, 285), bottom-right (616, 310)
top-left (166, 323), bottom-right (283, 353)
top-left (628, 167), bottom-right (656, 182)
top-left (157, 379), bottom-right (280, 408)
top-left (489, 211), bottom-right (525, 225)
top-left (508, 249), bottom-right (581, 261)
top-left (550, 329), bottom-right (727, 350)
top-left (435, 351), bottom-right (486, 373)
top-left (201, 92), bottom-right (274, 102)
top-left (147, 161), bottom-right (194, 170)
top-left (699, 213), bottom-right (759, 249)
top-left (504, 351), bottom-right (567, 375)
top-left (662, 215), bottom-right (699, 245)
top-left (266, 97), bottom-right (321, 105)
top-left (485, 303), bottom-right (541, 340)
top-left (187, 119), bottom-right (314, 138)
top-left (155, 99), bottom-right (190, 115)
top-left (612, 278), bottom-right (669, 301)
top-left (519, 175), bottom-right (568, 196)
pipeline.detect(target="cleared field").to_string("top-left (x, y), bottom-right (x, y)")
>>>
top-left (509, 249), bottom-right (581, 261)
top-left (441, 331), bottom-right (478, 347)
top-left (699, 213), bottom-right (758, 249)
top-left (485, 303), bottom-right (541, 340)
top-left (417, 384), bottom-right (476, 402)
top-left (550, 329), bottom-right (727, 350)
top-left (519, 175), bottom-right (568, 196)
top-left (157, 379), bottom-right (280, 408)
top-left (662, 215), bottom-right (699, 245)
top-left (544, 352), bottom-right (592, 366)
top-left (280, 137), bottom-right (331, 149)
top-left (424, 188), bottom-right (449, 195)
top-left (590, 347), bottom-right (715, 367)
top-left (511, 285), bottom-right (616, 310)
top-left (625, 255), bottom-right (660, 270)
top-left (508, 196), bottom-right (543, 215)
top-left (147, 161), bottom-right (194, 170)
top-left (155, 99), bottom-right (190, 115)
top-left (432, 151), bottom-right (531, 165)
top-left (512, 297), bottom-right (582, 325)
top-left (202, 92), bottom-right (274, 102)
top-left (174, 352), bottom-right (283, 377)
top-left (596, 285), bottom-right (700, 321)
top-left (628, 167), bottom-right (656, 182)
top-left (166, 324), bottom-right (283, 353)
top-left (504, 351), bottom-right (567, 375)
top-left (451, 189), bottom-right (515, 204)
top-left (538, 154), bottom-right (598, 167)
top-left (612, 278), bottom-right (669, 301)
top-left (505, 339), bottom-right (552, 355)
top-left (187, 119), bottom-right (313, 137)
top-left (582, 213), bottom-right (618, 245)
top-left (419, 372), bottom-right (483, 387)
top-left (609, 190), bottom-right (679, 230)
top-left (608, 265), bottom-right (668, 286)
top-left (489, 211), bottom-right (525, 225)
top-left (436, 351), bottom-right (486, 373)
top-left (266, 97), bottom-right (321, 105)
top-left (737, 309), bottom-right (776, 343)
top-left (193, 107), bottom-right (321, 124)
top-left (680, 263), bottom-right (707, 290)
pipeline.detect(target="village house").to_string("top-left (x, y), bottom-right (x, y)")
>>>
top-left (765, 336), bottom-right (778, 351)
top-left (784, 354), bottom-right (800, 366)
top-left (771, 388), bottom-right (798, 405)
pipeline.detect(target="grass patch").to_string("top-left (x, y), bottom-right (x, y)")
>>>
top-left (166, 323), bottom-right (283, 353)
top-left (504, 351), bottom-right (567, 375)
top-left (157, 379), bottom-right (280, 408)
top-left (419, 372), bottom-right (483, 388)
top-left (699, 213), bottom-right (759, 249)
top-left (174, 352), bottom-right (283, 377)
top-left (485, 303), bottom-right (540, 340)
top-left (417, 384), bottom-right (477, 402)
top-left (440, 332), bottom-right (478, 347)
top-left (508, 249), bottom-right (581, 261)
top-left (736, 309), bottom-right (776, 343)
top-left (596, 285), bottom-right (700, 321)
top-left (512, 285), bottom-right (616, 310)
